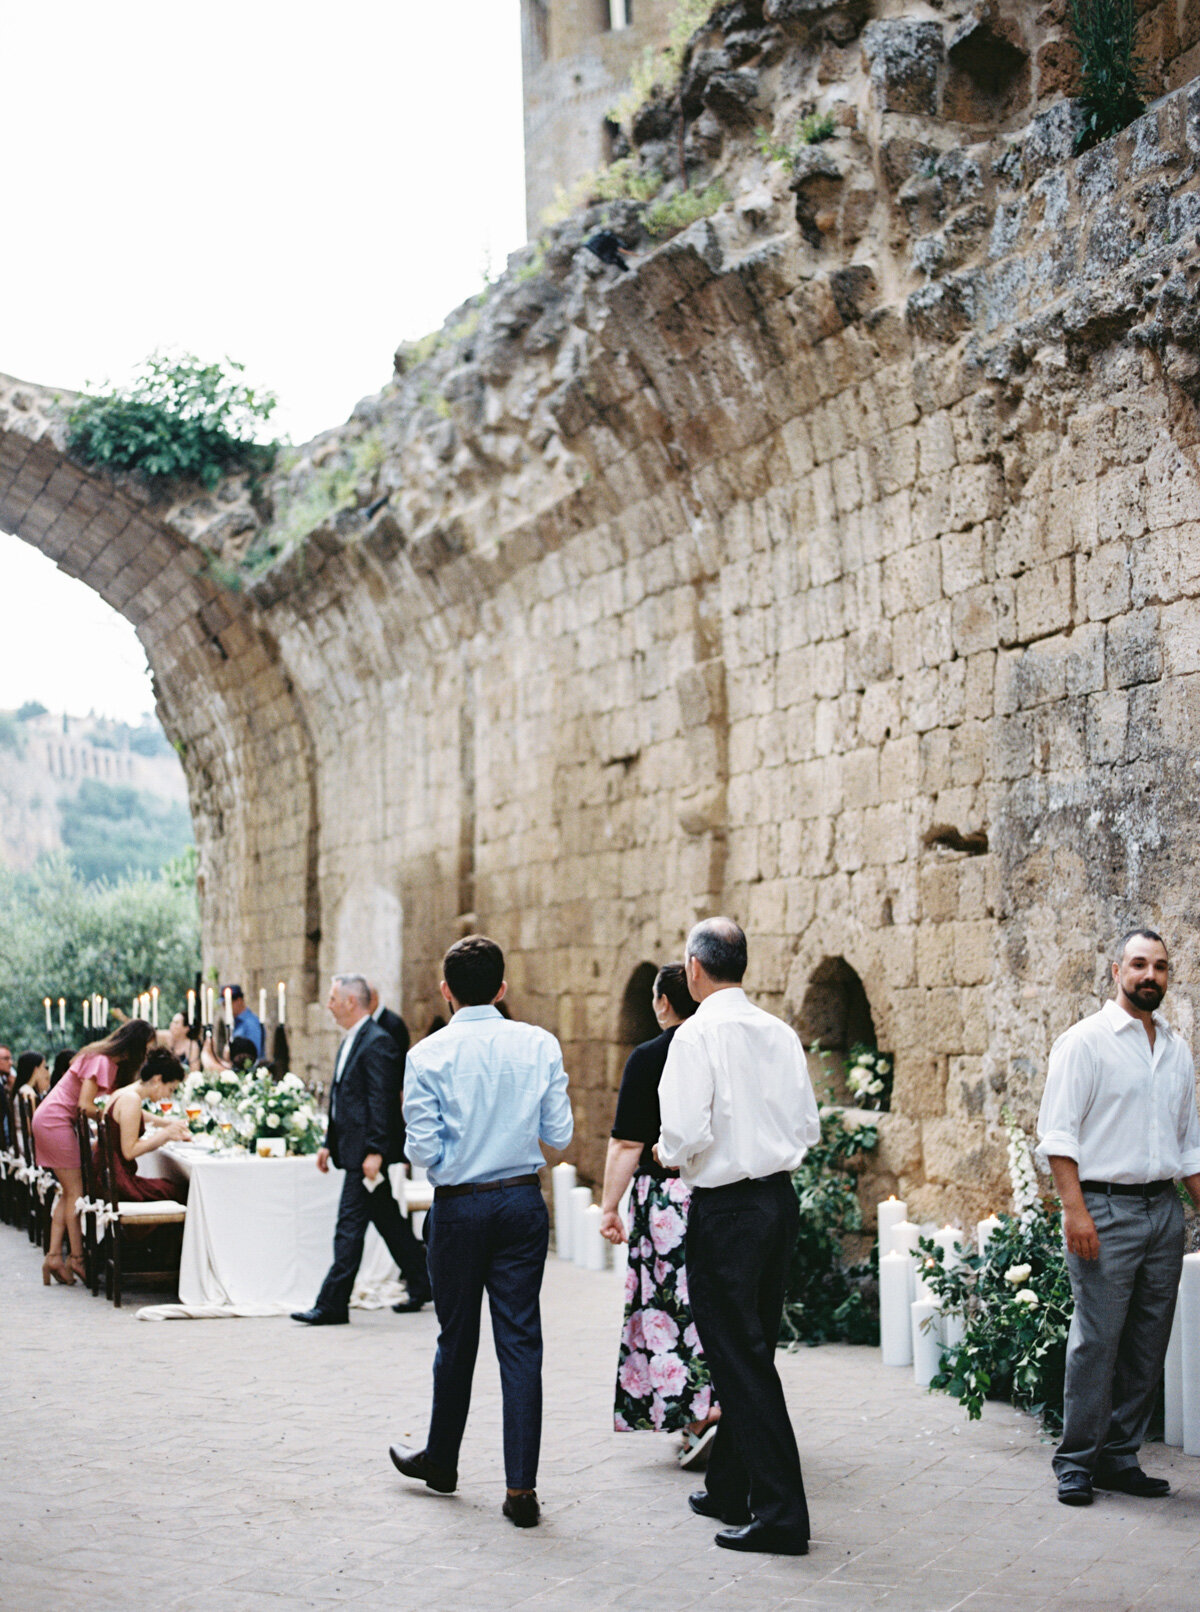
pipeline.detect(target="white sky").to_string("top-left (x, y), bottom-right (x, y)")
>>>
top-left (0, 0), bottom-right (528, 723)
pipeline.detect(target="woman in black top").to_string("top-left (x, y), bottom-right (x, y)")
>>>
top-left (600, 964), bottom-right (719, 1465)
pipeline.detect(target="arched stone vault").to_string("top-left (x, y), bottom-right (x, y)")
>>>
top-left (0, 379), bottom-right (322, 1015)
top-left (8, 12), bottom-right (1200, 1216)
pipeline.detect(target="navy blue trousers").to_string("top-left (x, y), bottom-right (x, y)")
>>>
top-left (314, 1169), bottom-right (429, 1319)
top-left (424, 1182), bottom-right (549, 1490)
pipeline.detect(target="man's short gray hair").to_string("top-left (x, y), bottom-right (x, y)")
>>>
top-left (331, 973), bottom-right (371, 1007)
top-left (686, 917), bottom-right (747, 984)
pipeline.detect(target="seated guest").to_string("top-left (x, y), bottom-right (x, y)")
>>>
top-left (225, 985), bottom-right (265, 1059)
top-left (14, 1051), bottom-right (51, 1106)
top-left (228, 1035), bottom-right (259, 1073)
top-left (32, 1019), bottom-right (156, 1286)
top-left (164, 1012), bottom-right (201, 1072)
top-left (599, 964), bottom-right (720, 1466)
top-left (101, 1048), bottom-right (192, 1205)
top-left (49, 1049), bottom-right (75, 1091)
top-left (0, 1045), bottom-right (11, 1146)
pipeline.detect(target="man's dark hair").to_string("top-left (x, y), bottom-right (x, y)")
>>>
top-left (686, 917), bottom-right (748, 983)
top-left (654, 963), bottom-right (698, 1021)
top-left (443, 935), bottom-right (505, 1006)
top-left (1115, 928), bottom-right (1167, 965)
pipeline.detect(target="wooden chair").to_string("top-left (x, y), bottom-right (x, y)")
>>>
top-left (72, 1109), bottom-right (102, 1295)
top-left (17, 1091), bottom-right (53, 1251)
top-left (97, 1116), bottom-right (186, 1308)
top-left (0, 1086), bottom-right (19, 1226)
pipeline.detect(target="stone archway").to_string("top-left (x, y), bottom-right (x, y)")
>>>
top-left (0, 374), bottom-right (321, 1055)
top-left (795, 956), bottom-right (878, 1107)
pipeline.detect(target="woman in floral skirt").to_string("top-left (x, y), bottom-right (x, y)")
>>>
top-left (599, 963), bottom-right (719, 1467)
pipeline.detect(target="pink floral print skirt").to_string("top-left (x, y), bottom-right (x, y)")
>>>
top-left (613, 1172), bottom-right (717, 1432)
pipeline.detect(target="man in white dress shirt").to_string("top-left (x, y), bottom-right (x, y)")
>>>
top-left (1038, 928), bottom-right (1200, 1507)
top-left (658, 917), bottom-right (821, 1557)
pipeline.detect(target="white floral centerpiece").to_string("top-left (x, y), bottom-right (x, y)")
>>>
top-left (181, 1068), bottom-right (323, 1155)
top-left (844, 1043), bottom-right (893, 1112)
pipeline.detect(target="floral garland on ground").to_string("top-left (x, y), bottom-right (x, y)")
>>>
top-left (180, 1069), bottom-right (323, 1155)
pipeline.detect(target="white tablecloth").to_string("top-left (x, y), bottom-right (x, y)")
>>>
top-left (136, 1147), bottom-right (422, 1321)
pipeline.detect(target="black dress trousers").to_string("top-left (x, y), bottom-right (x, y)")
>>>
top-left (315, 1169), bottom-right (429, 1319)
top-left (685, 1171), bottom-right (809, 1536)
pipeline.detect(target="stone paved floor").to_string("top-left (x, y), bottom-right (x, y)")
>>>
top-left (3, 1224), bottom-right (1200, 1612)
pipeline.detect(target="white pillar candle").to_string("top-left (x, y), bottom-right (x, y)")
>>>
top-left (1165, 1289), bottom-right (1184, 1447)
top-left (879, 1250), bottom-right (914, 1366)
top-left (934, 1225), bottom-right (966, 1271)
top-left (914, 1252), bottom-right (939, 1304)
top-left (1181, 1252), bottom-right (1200, 1456)
top-left (582, 1204), bottom-right (608, 1271)
top-left (278, 981), bottom-right (286, 1026)
top-left (877, 1196), bottom-right (908, 1258)
top-left (552, 1162), bottom-right (576, 1259)
top-left (942, 1309), bottom-right (966, 1349)
top-left (912, 1299), bottom-right (944, 1387)
top-left (976, 1213), bottom-right (1003, 1259)
top-left (570, 1185), bottom-right (592, 1267)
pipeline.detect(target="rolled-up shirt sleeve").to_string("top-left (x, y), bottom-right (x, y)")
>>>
top-left (402, 1056), bottom-right (444, 1171)
top-left (1176, 1066), bottom-right (1200, 1177)
top-left (539, 1041), bottom-right (574, 1151)
top-left (1036, 1031), bottom-right (1095, 1165)
top-left (657, 1032), bottom-right (714, 1171)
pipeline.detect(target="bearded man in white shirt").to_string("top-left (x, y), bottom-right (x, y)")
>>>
top-left (657, 917), bottom-right (821, 1557)
top-left (1038, 927), bottom-right (1200, 1508)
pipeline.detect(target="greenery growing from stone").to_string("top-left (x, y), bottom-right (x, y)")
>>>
top-left (0, 854), bottom-right (200, 1050)
top-left (609, 0), bottom-right (719, 130)
top-left (643, 181), bottom-right (728, 238)
top-left (251, 431), bottom-right (387, 568)
top-left (780, 1117), bottom-right (880, 1346)
top-left (66, 354), bottom-right (277, 491)
top-left (542, 156), bottom-right (664, 226)
top-left (59, 779), bottom-right (194, 885)
top-left (1070, 0), bottom-right (1146, 154)
top-left (756, 111), bottom-right (838, 170)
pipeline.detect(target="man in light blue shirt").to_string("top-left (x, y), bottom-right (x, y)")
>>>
top-left (390, 935), bottom-right (572, 1529)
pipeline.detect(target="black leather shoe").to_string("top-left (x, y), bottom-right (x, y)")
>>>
top-left (715, 1520), bottom-right (809, 1556)
top-left (1057, 1471), bottom-right (1094, 1507)
top-left (1094, 1467), bottom-right (1170, 1497)
top-left (290, 1308), bottom-right (348, 1325)
top-left (502, 1491), bottom-right (540, 1528)
top-left (391, 1291), bottom-right (431, 1313)
top-left (688, 1491), bottom-right (752, 1526)
top-left (388, 1444), bottom-right (457, 1494)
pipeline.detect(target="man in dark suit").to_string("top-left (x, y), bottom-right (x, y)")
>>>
top-left (368, 984), bottom-right (411, 1061)
top-left (292, 974), bottom-right (431, 1325)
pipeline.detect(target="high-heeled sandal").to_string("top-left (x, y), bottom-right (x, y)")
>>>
top-left (67, 1254), bottom-right (87, 1282)
top-left (42, 1256), bottom-right (74, 1286)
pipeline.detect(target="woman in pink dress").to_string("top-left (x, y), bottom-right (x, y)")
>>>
top-left (32, 1019), bottom-right (156, 1286)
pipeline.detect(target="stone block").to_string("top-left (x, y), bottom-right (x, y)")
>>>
top-left (863, 20), bottom-right (945, 116)
top-left (1161, 599), bottom-right (1200, 677)
top-left (1016, 558), bottom-right (1074, 642)
top-left (891, 1049), bottom-right (948, 1119)
top-left (1081, 542), bottom-right (1131, 621)
top-left (1087, 689), bottom-right (1129, 764)
top-left (1105, 608), bottom-right (1162, 687)
top-left (952, 583), bottom-right (1000, 656)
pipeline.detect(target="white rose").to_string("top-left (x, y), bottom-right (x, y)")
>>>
top-left (205, 1091), bottom-right (220, 1108)
top-left (267, 1114), bottom-right (280, 1130)
top-left (877, 1059), bottom-right (891, 1074)
top-left (858, 1053), bottom-right (876, 1069)
top-left (867, 1078), bottom-right (884, 1095)
top-left (1014, 1289), bottom-right (1039, 1308)
top-left (1005, 1264), bottom-right (1032, 1286)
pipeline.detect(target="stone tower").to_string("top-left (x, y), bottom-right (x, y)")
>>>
top-left (519, 0), bottom-right (677, 233)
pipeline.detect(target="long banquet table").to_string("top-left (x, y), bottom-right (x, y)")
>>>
top-left (135, 1144), bottom-right (427, 1320)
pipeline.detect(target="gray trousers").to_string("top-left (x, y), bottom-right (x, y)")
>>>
top-left (1054, 1188), bottom-right (1184, 1477)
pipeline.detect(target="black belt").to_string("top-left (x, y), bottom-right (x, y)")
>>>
top-left (434, 1173), bottom-right (540, 1200)
top-left (1080, 1179), bottom-right (1173, 1198)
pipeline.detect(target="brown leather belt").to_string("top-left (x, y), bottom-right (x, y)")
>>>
top-left (433, 1173), bottom-right (540, 1200)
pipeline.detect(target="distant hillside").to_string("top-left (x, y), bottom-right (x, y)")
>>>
top-left (0, 707), bottom-right (192, 880)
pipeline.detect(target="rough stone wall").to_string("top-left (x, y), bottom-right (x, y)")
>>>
top-left (7, 3), bottom-right (1200, 1224)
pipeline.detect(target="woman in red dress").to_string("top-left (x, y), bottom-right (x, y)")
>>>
top-left (31, 1019), bottom-right (156, 1286)
top-left (102, 1048), bottom-right (191, 1204)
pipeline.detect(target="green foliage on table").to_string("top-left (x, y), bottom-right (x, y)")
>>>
top-left (1070, 0), bottom-right (1146, 154)
top-left (920, 1201), bottom-right (1072, 1429)
top-left (181, 1069), bottom-right (323, 1155)
top-left (59, 779), bottom-right (193, 885)
top-left (781, 1116), bottom-right (880, 1347)
top-left (0, 855), bottom-right (200, 1052)
top-left (66, 353), bottom-right (277, 491)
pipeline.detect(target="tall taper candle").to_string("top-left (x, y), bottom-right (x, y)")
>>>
top-left (259, 986), bottom-right (267, 1023)
top-left (58, 997), bottom-right (66, 1030)
top-left (44, 997), bottom-right (52, 1032)
top-left (224, 987), bottom-right (233, 1030)
top-left (187, 989), bottom-right (196, 1026)
top-left (151, 986), bottom-right (159, 1028)
top-left (101, 996), bottom-right (108, 1027)
top-left (83, 997), bottom-right (90, 1029)
top-left (278, 981), bottom-right (286, 1026)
